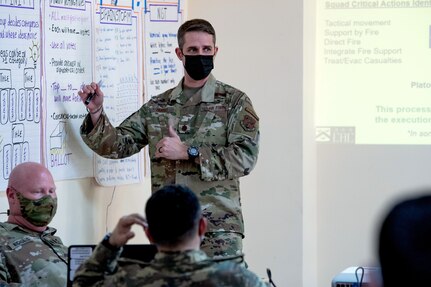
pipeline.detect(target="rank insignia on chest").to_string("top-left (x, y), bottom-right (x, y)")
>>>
top-left (179, 124), bottom-right (190, 134)
top-left (240, 114), bottom-right (257, 132)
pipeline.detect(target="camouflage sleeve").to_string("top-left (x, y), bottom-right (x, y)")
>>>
top-left (0, 256), bottom-right (24, 286)
top-left (72, 244), bottom-right (122, 287)
top-left (199, 94), bottom-right (260, 181)
top-left (80, 108), bottom-right (148, 159)
top-left (0, 250), bottom-right (12, 284)
top-left (243, 270), bottom-right (271, 287)
top-left (0, 231), bottom-right (21, 286)
top-left (214, 261), bottom-right (270, 287)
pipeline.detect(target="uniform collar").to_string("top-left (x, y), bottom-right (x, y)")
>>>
top-left (1, 222), bottom-right (57, 236)
top-left (153, 249), bottom-right (209, 265)
top-left (170, 74), bottom-right (216, 104)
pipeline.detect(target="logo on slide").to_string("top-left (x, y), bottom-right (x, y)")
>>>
top-left (316, 127), bottom-right (355, 144)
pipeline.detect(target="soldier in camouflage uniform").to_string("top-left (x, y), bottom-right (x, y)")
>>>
top-left (73, 185), bottom-right (268, 287)
top-left (0, 162), bottom-right (68, 286)
top-left (79, 18), bottom-right (259, 258)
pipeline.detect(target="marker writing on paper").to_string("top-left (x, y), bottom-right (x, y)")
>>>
top-left (85, 80), bottom-right (103, 105)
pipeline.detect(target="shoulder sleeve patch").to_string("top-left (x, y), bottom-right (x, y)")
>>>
top-left (240, 114), bottom-right (257, 132)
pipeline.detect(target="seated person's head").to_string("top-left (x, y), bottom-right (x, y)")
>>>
top-left (378, 194), bottom-right (431, 286)
top-left (6, 162), bottom-right (57, 232)
top-left (144, 184), bottom-right (206, 250)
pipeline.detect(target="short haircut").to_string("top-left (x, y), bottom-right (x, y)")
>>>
top-left (378, 194), bottom-right (431, 286)
top-left (177, 18), bottom-right (216, 50)
top-left (145, 184), bottom-right (201, 246)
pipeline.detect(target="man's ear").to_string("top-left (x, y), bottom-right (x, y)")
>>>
top-left (175, 47), bottom-right (183, 61)
top-left (213, 46), bottom-right (219, 58)
top-left (144, 226), bottom-right (155, 244)
top-left (6, 187), bottom-right (15, 201)
top-left (198, 217), bottom-right (207, 237)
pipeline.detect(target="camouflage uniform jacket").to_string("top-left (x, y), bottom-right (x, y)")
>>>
top-left (73, 244), bottom-right (269, 287)
top-left (0, 222), bottom-right (68, 286)
top-left (80, 74), bottom-right (260, 235)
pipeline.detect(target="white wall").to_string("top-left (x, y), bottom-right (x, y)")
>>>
top-left (303, 1), bottom-right (318, 286)
top-left (52, 178), bottom-right (152, 245)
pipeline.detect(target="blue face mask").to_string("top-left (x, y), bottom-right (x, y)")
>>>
top-left (184, 55), bottom-right (214, 81)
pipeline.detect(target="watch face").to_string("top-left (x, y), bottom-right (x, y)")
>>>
top-left (188, 146), bottom-right (199, 158)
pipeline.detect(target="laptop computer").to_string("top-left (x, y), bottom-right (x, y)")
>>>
top-left (67, 244), bottom-right (157, 286)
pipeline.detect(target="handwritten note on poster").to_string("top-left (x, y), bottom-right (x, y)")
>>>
top-left (144, 2), bottom-right (183, 100)
top-left (0, 1), bottom-right (42, 190)
top-left (42, 0), bottom-right (93, 180)
top-left (94, 3), bottom-right (143, 186)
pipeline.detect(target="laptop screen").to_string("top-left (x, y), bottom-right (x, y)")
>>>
top-left (67, 244), bottom-right (158, 286)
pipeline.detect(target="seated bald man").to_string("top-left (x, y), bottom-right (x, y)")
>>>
top-left (0, 162), bottom-right (67, 286)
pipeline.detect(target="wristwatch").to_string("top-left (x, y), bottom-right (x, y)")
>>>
top-left (187, 146), bottom-right (200, 160)
top-left (101, 232), bottom-right (120, 251)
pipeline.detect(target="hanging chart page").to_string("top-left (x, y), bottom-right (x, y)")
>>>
top-left (93, 0), bottom-right (144, 186)
top-left (0, 0), bottom-right (42, 190)
top-left (143, 0), bottom-right (184, 100)
top-left (42, 0), bottom-right (93, 179)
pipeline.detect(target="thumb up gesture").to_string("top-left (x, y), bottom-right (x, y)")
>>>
top-left (155, 125), bottom-right (188, 160)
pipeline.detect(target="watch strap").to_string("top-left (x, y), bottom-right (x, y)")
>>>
top-left (101, 232), bottom-right (120, 251)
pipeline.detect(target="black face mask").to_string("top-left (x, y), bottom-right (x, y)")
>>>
top-left (183, 55), bottom-right (214, 81)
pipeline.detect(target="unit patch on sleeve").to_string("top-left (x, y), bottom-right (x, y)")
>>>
top-left (240, 114), bottom-right (257, 132)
